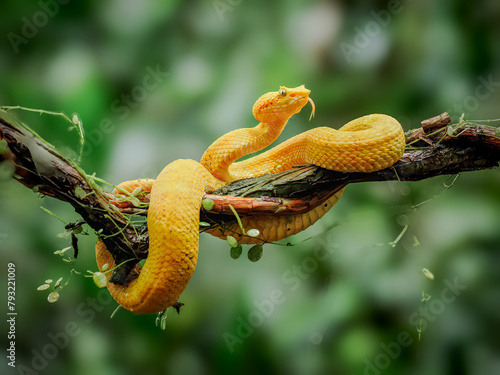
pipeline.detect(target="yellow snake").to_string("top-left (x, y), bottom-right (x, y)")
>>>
top-left (95, 85), bottom-right (405, 314)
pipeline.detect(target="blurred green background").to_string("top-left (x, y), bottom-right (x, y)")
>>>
top-left (1, 1), bottom-right (500, 374)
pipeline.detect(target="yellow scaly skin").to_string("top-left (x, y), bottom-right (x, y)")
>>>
top-left (95, 85), bottom-right (405, 314)
top-left (95, 160), bottom-right (221, 314)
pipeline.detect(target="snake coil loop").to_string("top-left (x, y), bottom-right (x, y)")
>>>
top-left (96, 85), bottom-right (405, 314)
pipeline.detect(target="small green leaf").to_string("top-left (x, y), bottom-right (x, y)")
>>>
top-left (54, 246), bottom-right (72, 256)
top-left (422, 268), bottom-right (434, 280)
top-left (247, 229), bottom-right (260, 237)
top-left (226, 235), bottom-right (239, 248)
top-left (199, 221), bottom-right (211, 227)
top-left (161, 314), bottom-right (168, 330)
top-left (37, 284), bottom-right (50, 291)
top-left (57, 231), bottom-right (71, 238)
top-left (131, 187), bottom-right (142, 196)
top-left (129, 196), bottom-right (141, 207)
top-left (230, 244), bottom-right (242, 259)
top-left (156, 309), bottom-right (168, 330)
top-left (93, 272), bottom-right (107, 288)
top-left (71, 225), bottom-right (83, 234)
top-left (101, 263), bottom-right (109, 271)
top-left (155, 311), bottom-right (163, 327)
top-left (45, 279), bottom-right (53, 284)
top-left (48, 291), bottom-right (60, 303)
top-left (54, 277), bottom-right (63, 289)
top-left (74, 186), bottom-right (87, 199)
top-left (248, 245), bottom-right (263, 262)
top-left (202, 197), bottom-right (215, 210)
top-left (71, 113), bottom-right (80, 125)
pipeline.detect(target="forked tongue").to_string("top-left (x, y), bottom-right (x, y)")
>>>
top-left (307, 97), bottom-right (315, 121)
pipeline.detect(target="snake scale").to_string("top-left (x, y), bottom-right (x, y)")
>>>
top-left (95, 85), bottom-right (405, 314)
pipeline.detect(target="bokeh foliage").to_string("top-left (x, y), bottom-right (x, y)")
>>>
top-left (1, 1), bottom-right (499, 374)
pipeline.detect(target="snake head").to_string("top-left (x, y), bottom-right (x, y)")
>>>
top-left (253, 85), bottom-right (315, 124)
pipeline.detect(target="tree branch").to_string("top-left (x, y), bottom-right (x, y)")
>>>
top-left (0, 110), bottom-right (144, 282)
top-left (1, 110), bottom-right (499, 285)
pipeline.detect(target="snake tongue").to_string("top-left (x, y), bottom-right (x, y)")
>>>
top-left (307, 97), bottom-right (315, 121)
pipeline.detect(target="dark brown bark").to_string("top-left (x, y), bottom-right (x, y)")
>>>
top-left (0, 111), bottom-right (143, 282)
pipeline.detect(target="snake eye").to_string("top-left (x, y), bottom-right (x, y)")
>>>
top-left (279, 89), bottom-right (287, 97)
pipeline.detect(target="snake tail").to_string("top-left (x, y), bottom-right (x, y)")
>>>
top-left (95, 159), bottom-right (219, 314)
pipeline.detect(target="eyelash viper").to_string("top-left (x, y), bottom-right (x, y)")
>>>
top-left (95, 85), bottom-right (405, 314)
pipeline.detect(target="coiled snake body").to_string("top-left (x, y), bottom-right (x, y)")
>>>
top-left (95, 85), bottom-right (405, 314)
